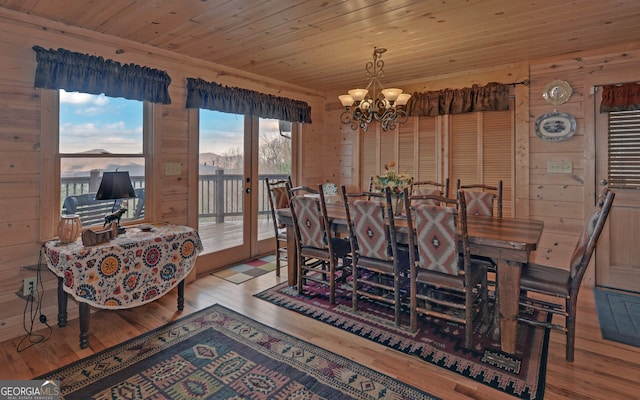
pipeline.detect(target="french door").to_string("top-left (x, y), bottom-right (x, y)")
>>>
top-left (195, 111), bottom-right (291, 273)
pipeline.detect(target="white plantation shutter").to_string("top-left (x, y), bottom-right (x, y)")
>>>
top-left (359, 104), bottom-right (514, 216)
top-left (608, 110), bottom-right (640, 189)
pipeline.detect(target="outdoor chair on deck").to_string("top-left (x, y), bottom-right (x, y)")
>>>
top-left (341, 185), bottom-right (408, 326)
top-left (288, 184), bottom-right (351, 304)
top-left (404, 189), bottom-right (490, 348)
top-left (518, 188), bottom-right (615, 362)
top-left (265, 176), bottom-right (292, 276)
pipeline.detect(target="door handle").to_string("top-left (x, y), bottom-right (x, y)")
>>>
top-left (599, 179), bottom-right (608, 186)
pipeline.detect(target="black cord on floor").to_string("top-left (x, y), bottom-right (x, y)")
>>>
top-left (16, 244), bottom-right (52, 352)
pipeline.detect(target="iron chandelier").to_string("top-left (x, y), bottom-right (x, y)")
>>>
top-left (338, 48), bottom-right (411, 132)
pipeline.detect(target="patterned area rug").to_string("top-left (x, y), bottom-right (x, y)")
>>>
top-left (593, 287), bottom-right (640, 347)
top-left (212, 255), bottom-right (280, 284)
top-left (256, 279), bottom-right (551, 400)
top-left (38, 304), bottom-right (437, 399)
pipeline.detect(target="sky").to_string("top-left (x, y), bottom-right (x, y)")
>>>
top-left (59, 90), bottom-right (282, 156)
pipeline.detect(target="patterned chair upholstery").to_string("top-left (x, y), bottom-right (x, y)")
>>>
top-left (342, 186), bottom-right (407, 326)
top-left (265, 176), bottom-right (292, 276)
top-left (518, 188), bottom-right (615, 362)
top-left (289, 184), bottom-right (351, 304)
top-left (455, 179), bottom-right (502, 217)
top-left (404, 189), bottom-right (490, 348)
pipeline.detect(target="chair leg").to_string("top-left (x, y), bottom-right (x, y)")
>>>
top-left (481, 271), bottom-right (490, 325)
top-left (465, 292), bottom-right (473, 349)
top-left (566, 299), bottom-right (577, 362)
top-left (297, 256), bottom-right (304, 295)
top-left (394, 276), bottom-right (401, 326)
top-left (352, 263), bottom-right (359, 312)
top-left (275, 248), bottom-right (281, 277)
top-left (329, 259), bottom-right (336, 305)
top-left (491, 280), bottom-right (501, 341)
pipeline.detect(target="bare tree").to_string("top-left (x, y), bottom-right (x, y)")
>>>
top-left (259, 135), bottom-right (291, 174)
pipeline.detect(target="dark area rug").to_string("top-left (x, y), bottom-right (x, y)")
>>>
top-left (256, 279), bottom-right (551, 400)
top-left (593, 287), bottom-right (640, 347)
top-left (37, 304), bottom-right (437, 399)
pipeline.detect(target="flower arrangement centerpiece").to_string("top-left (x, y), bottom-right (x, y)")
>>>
top-left (373, 161), bottom-right (412, 215)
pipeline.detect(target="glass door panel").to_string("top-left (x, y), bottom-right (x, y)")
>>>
top-left (198, 110), bottom-right (248, 257)
top-left (256, 118), bottom-right (292, 250)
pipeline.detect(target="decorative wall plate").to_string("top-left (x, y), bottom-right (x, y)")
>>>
top-left (542, 79), bottom-right (572, 105)
top-left (534, 111), bottom-right (576, 141)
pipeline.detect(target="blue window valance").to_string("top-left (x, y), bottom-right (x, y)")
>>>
top-left (32, 45), bottom-right (171, 104)
top-left (186, 77), bottom-right (311, 123)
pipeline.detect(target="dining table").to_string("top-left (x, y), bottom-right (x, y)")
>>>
top-left (277, 202), bottom-right (544, 355)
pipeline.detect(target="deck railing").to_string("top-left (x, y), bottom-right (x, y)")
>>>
top-left (60, 171), bottom-right (288, 223)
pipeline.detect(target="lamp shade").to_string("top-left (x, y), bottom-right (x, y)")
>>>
top-left (95, 171), bottom-right (137, 200)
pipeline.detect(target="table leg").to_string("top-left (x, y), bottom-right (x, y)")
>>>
top-left (79, 302), bottom-right (90, 349)
top-left (497, 259), bottom-right (523, 354)
top-left (177, 280), bottom-right (185, 310)
top-left (286, 227), bottom-right (297, 286)
top-left (56, 277), bottom-right (68, 327)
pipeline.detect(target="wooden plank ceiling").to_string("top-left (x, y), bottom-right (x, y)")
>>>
top-left (2, 0), bottom-right (640, 95)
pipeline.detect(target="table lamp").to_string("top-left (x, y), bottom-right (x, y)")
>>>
top-left (95, 171), bottom-right (137, 234)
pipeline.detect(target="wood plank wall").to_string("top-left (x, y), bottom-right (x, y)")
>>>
top-left (1, 5), bottom-right (640, 343)
top-left (0, 8), bottom-right (324, 343)
top-left (321, 47), bottom-right (640, 286)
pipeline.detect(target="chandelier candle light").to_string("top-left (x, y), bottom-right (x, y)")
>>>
top-left (339, 48), bottom-right (411, 132)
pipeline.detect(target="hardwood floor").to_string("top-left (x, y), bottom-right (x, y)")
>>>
top-left (1, 266), bottom-right (638, 399)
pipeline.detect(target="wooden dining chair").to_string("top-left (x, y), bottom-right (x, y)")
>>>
top-left (404, 189), bottom-right (490, 348)
top-left (411, 179), bottom-right (450, 205)
top-left (265, 176), bottom-right (292, 276)
top-left (341, 185), bottom-right (408, 326)
top-left (518, 188), bottom-right (615, 362)
top-left (455, 179), bottom-right (502, 217)
top-left (455, 179), bottom-right (503, 329)
top-left (288, 184), bottom-right (351, 304)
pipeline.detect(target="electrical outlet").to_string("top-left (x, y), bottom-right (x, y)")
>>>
top-left (23, 277), bottom-right (37, 295)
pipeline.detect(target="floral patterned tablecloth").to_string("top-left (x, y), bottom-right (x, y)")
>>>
top-left (43, 224), bottom-right (203, 309)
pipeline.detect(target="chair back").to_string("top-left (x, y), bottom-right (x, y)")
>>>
top-left (289, 184), bottom-right (329, 250)
top-left (342, 186), bottom-right (396, 262)
top-left (570, 188), bottom-right (615, 283)
top-left (405, 189), bottom-right (470, 276)
top-left (265, 176), bottom-right (292, 229)
top-left (456, 179), bottom-right (502, 217)
top-left (411, 178), bottom-right (450, 203)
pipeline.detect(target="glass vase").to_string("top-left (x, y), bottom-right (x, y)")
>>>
top-left (392, 196), bottom-right (404, 216)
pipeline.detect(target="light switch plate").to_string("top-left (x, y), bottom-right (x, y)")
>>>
top-left (547, 160), bottom-right (572, 174)
top-left (165, 162), bottom-right (182, 176)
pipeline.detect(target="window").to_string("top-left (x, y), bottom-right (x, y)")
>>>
top-left (39, 90), bottom-right (150, 240)
top-left (59, 90), bottom-right (147, 224)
